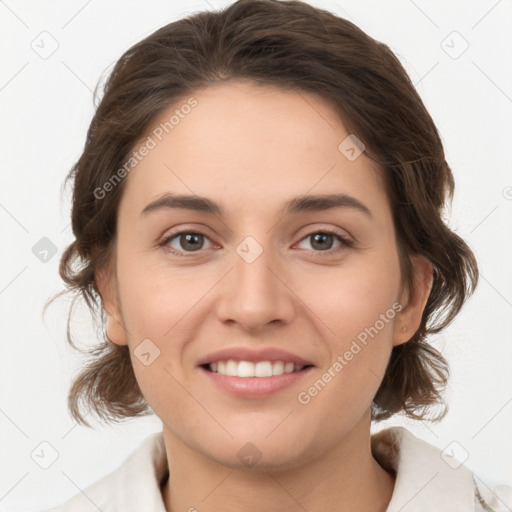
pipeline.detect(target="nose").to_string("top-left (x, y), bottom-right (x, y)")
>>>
top-left (215, 239), bottom-right (296, 333)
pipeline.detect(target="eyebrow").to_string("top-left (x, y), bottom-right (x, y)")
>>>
top-left (140, 192), bottom-right (373, 219)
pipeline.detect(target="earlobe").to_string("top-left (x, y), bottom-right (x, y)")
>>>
top-left (95, 268), bottom-right (128, 346)
top-left (393, 255), bottom-right (433, 346)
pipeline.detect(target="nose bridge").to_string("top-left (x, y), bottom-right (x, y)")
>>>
top-left (216, 233), bottom-right (295, 330)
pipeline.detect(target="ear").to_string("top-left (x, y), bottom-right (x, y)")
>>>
top-left (95, 267), bottom-right (128, 346)
top-left (393, 255), bottom-right (433, 347)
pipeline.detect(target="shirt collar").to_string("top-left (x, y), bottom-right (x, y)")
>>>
top-left (371, 426), bottom-right (476, 511)
top-left (73, 426), bottom-right (477, 511)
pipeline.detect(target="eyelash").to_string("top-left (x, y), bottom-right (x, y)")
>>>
top-left (159, 229), bottom-right (353, 258)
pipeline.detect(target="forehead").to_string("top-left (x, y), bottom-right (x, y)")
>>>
top-left (119, 80), bottom-right (388, 220)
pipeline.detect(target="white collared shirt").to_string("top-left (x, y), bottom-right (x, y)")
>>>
top-left (39, 426), bottom-right (512, 511)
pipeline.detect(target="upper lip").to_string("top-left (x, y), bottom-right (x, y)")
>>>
top-left (197, 347), bottom-right (315, 367)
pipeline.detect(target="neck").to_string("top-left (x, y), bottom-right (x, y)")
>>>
top-left (161, 413), bottom-right (395, 512)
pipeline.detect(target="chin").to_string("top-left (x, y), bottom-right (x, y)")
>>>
top-left (203, 424), bottom-right (315, 472)
top-left (212, 444), bottom-right (310, 472)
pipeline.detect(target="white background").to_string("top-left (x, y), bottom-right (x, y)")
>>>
top-left (1, 0), bottom-right (511, 510)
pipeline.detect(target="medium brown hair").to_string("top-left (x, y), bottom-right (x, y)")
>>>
top-left (48, 0), bottom-right (478, 427)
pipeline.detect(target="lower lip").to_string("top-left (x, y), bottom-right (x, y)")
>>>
top-left (199, 366), bottom-right (314, 398)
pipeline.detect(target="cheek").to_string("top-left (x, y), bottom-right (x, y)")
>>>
top-left (295, 286), bottom-right (397, 431)
top-left (115, 258), bottom-right (217, 408)
top-left (300, 253), bottom-right (401, 343)
top-left (116, 255), bottom-right (207, 340)
top-left (295, 254), bottom-right (400, 396)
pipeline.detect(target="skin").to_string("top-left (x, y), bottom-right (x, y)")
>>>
top-left (97, 80), bottom-right (432, 512)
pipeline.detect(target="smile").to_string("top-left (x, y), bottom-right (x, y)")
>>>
top-left (200, 362), bottom-right (314, 398)
top-left (205, 360), bottom-right (309, 377)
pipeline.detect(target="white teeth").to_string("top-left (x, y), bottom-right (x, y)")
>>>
top-left (207, 359), bottom-right (307, 377)
top-left (226, 360), bottom-right (238, 376)
top-left (272, 361), bottom-right (284, 375)
top-left (254, 361), bottom-right (272, 377)
top-left (238, 361), bottom-right (255, 377)
top-left (284, 362), bottom-right (294, 373)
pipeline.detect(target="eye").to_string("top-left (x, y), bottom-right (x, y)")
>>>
top-left (295, 230), bottom-right (352, 255)
top-left (161, 231), bottom-right (213, 256)
top-left (160, 229), bottom-right (352, 257)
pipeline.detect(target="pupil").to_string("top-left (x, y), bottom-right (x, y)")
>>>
top-left (312, 233), bottom-right (332, 250)
top-left (182, 233), bottom-right (202, 251)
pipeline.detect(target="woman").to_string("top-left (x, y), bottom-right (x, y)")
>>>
top-left (41, 0), bottom-right (511, 510)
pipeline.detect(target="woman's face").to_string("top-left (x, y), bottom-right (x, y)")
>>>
top-left (100, 80), bottom-right (429, 469)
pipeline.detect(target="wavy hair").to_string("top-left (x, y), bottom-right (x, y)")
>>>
top-left (46, 0), bottom-right (478, 427)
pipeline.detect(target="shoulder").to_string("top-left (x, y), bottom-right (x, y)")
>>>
top-left (371, 426), bottom-right (512, 512)
top-left (35, 431), bottom-right (168, 512)
top-left (474, 477), bottom-right (512, 512)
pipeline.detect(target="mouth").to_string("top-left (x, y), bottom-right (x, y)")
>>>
top-left (197, 347), bottom-right (315, 398)
top-left (201, 360), bottom-right (313, 377)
